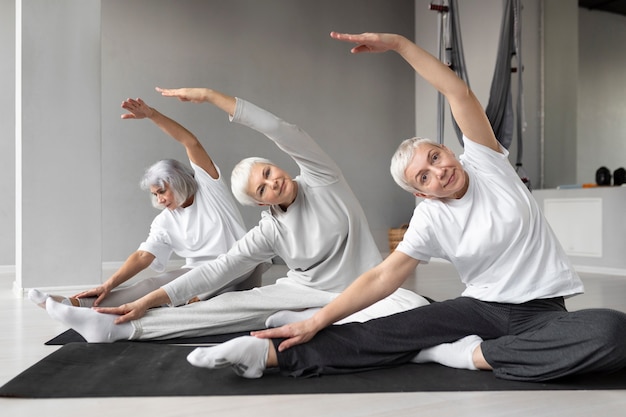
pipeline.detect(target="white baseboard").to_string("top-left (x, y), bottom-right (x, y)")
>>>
top-left (572, 264), bottom-right (626, 277)
top-left (0, 265), bottom-right (15, 276)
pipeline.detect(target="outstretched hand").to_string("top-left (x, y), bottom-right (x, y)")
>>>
top-left (251, 318), bottom-right (323, 352)
top-left (121, 98), bottom-right (154, 120)
top-left (330, 31), bottom-right (401, 54)
top-left (156, 87), bottom-right (207, 103)
top-left (94, 300), bottom-right (150, 325)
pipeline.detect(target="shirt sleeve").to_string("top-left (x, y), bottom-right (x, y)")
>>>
top-left (230, 98), bottom-right (341, 187)
top-left (137, 216), bottom-right (174, 273)
top-left (395, 204), bottom-right (441, 263)
top-left (460, 135), bottom-right (514, 178)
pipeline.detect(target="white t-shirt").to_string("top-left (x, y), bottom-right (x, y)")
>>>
top-left (397, 137), bottom-right (584, 303)
top-left (163, 98), bottom-right (382, 306)
top-left (138, 161), bottom-right (247, 272)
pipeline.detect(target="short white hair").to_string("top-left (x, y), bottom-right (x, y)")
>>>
top-left (389, 137), bottom-right (438, 193)
top-left (230, 157), bottom-right (275, 206)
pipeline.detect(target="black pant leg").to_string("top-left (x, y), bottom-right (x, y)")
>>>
top-left (482, 305), bottom-right (626, 381)
top-left (276, 297), bottom-right (508, 377)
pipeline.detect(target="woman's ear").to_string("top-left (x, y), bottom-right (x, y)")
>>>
top-left (413, 192), bottom-right (430, 199)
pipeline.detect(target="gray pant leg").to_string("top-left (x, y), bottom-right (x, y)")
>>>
top-left (86, 269), bottom-right (188, 308)
top-left (483, 308), bottom-right (626, 381)
top-left (88, 263), bottom-right (268, 308)
top-left (195, 262), bottom-right (269, 301)
top-left (130, 281), bottom-right (337, 340)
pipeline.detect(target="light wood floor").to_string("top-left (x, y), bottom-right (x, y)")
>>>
top-left (1, 262), bottom-right (625, 417)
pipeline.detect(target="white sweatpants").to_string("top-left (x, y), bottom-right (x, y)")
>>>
top-left (130, 279), bottom-right (429, 340)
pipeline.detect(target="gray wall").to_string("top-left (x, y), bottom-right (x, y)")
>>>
top-left (15, 0), bottom-right (102, 289)
top-left (4, 0), bottom-right (626, 285)
top-left (9, 0), bottom-right (417, 288)
top-left (100, 0), bottom-right (417, 264)
top-left (544, 0), bottom-right (578, 189)
top-left (414, 0), bottom-right (542, 188)
top-left (578, 8), bottom-right (626, 184)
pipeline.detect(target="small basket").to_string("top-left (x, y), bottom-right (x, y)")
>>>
top-left (388, 223), bottom-right (409, 253)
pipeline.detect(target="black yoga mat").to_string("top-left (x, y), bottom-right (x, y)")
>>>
top-left (2, 342), bottom-right (625, 398)
top-left (45, 328), bottom-right (250, 346)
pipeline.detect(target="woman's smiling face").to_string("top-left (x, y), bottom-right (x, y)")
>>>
top-left (247, 163), bottom-right (298, 208)
top-left (404, 143), bottom-right (468, 200)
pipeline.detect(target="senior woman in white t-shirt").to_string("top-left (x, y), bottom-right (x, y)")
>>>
top-left (30, 98), bottom-right (264, 308)
top-left (183, 31), bottom-right (626, 382)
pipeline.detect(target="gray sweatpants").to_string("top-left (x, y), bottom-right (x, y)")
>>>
top-left (275, 296), bottom-right (626, 381)
top-left (78, 266), bottom-right (265, 308)
top-left (130, 279), bottom-right (429, 340)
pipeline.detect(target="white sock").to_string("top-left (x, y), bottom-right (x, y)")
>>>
top-left (28, 288), bottom-right (72, 309)
top-left (265, 308), bottom-right (322, 328)
top-left (411, 335), bottom-right (483, 370)
top-left (187, 336), bottom-right (269, 379)
top-left (45, 297), bottom-right (133, 343)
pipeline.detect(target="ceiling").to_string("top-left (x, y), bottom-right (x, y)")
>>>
top-left (579, 0), bottom-right (626, 17)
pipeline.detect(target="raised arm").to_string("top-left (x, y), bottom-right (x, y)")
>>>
top-left (330, 31), bottom-right (500, 153)
top-left (121, 97), bottom-right (219, 178)
top-left (73, 249), bottom-right (155, 307)
top-left (158, 87), bottom-right (341, 182)
top-left (253, 251), bottom-right (420, 351)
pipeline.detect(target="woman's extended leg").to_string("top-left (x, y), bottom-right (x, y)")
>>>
top-left (130, 281), bottom-right (337, 340)
top-left (40, 280), bottom-right (337, 343)
top-left (79, 269), bottom-right (189, 307)
top-left (273, 298), bottom-right (507, 377)
top-left (187, 298), bottom-right (502, 379)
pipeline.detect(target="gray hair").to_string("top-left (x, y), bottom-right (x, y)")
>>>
top-left (140, 159), bottom-right (197, 209)
top-left (390, 137), bottom-right (438, 193)
top-left (230, 157), bottom-right (275, 206)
